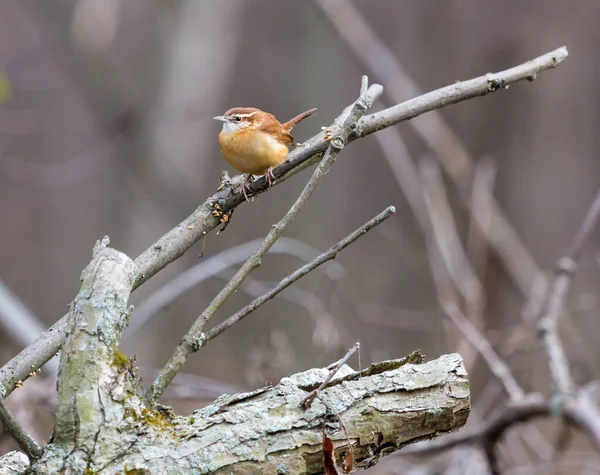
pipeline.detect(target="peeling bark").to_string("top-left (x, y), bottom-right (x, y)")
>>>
top-left (1, 247), bottom-right (469, 474)
top-left (0, 451), bottom-right (29, 474)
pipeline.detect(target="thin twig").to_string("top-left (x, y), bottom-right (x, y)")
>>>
top-left (538, 187), bottom-right (600, 396)
top-left (144, 78), bottom-right (382, 405)
top-left (123, 237), bottom-right (345, 340)
top-left (204, 207), bottom-right (395, 344)
top-left (417, 159), bottom-right (523, 400)
top-left (465, 157), bottom-right (497, 311)
top-left (0, 400), bottom-right (42, 459)
top-left (444, 302), bottom-right (524, 402)
top-left (0, 46), bottom-right (568, 402)
top-left (418, 157), bottom-right (486, 377)
top-left (300, 343), bottom-right (360, 410)
top-left (419, 158), bottom-right (483, 316)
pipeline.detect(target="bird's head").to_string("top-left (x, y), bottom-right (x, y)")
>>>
top-left (213, 107), bottom-right (263, 134)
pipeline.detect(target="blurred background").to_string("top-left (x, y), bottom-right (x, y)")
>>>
top-left (1, 0), bottom-right (600, 473)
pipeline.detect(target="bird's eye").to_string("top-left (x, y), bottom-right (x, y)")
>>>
top-left (234, 116), bottom-right (242, 122)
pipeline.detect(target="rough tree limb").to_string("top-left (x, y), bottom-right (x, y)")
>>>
top-left (0, 451), bottom-right (29, 474)
top-left (0, 47), bottom-right (567, 402)
top-left (0, 242), bottom-right (472, 473)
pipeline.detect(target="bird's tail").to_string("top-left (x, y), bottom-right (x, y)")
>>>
top-left (282, 108), bottom-right (317, 132)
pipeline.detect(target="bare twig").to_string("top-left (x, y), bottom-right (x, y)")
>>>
top-left (144, 77), bottom-right (382, 405)
top-left (204, 206), bottom-right (394, 344)
top-left (0, 46), bottom-right (568, 402)
top-left (465, 157), bottom-right (497, 304)
top-left (123, 237), bottom-right (345, 340)
top-left (416, 158), bottom-right (523, 399)
top-left (443, 303), bottom-right (524, 402)
top-left (419, 158), bottom-right (483, 317)
top-left (0, 400), bottom-right (42, 460)
top-left (300, 342), bottom-right (360, 410)
top-left (538, 187), bottom-right (600, 396)
top-left (418, 157), bottom-right (490, 380)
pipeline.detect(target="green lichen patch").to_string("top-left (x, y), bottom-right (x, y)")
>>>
top-left (112, 349), bottom-right (131, 370)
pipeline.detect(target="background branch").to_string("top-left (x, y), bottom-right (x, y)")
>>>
top-left (123, 237), bottom-right (345, 340)
top-left (395, 184), bottom-right (600, 470)
top-left (204, 206), bottom-right (394, 344)
top-left (538, 186), bottom-right (600, 396)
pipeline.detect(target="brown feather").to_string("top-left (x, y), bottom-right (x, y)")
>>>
top-left (216, 106), bottom-right (317, 176)
top-left (223, 106), bottom-right (260, 116)
top-left (281, 108), bottom-right (317, 132)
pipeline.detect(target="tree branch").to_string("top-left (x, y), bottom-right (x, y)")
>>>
top-left (203, 206), bottom-right (395, 345)
top-left (51, 247), bottom-right (135, 467)
top-left (30, 349), bottom-right (470, 474)
top-left (0, 46), bottom-right (568, 402)
top-left (538, 187), bottom-right (600, 396)
top-left (144, 77), bottom-right (383, 405)
top-left (0, 400), bottom-right (42, 460)
top-left (123, 237), bottom-right (345, 340)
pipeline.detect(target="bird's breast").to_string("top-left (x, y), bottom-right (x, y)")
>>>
top-left (218, 129), bottom-right (289, 175)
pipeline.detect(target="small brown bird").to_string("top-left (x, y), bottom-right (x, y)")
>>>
top-left (214, 107), bottom-right (317, 198)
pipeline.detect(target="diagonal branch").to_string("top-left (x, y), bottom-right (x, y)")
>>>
top-left (538, 187), bottom-right (600, 396)
top-left (418, 159), bottom-right (524, 401)
top-left (144, 77), bottom-right (382, 405)
top-left (123, 237), bottom-right (345, 340)
top-left (0, 46), bottom-right (568, 402)
top-left (0, 400), bottom-right (42, 460)
top-left (203, 206), bottom-right (395, 344)
top-left (443, 302), bottom-right (524, 402)
top-left (300, 342), bottom-right (359, 409)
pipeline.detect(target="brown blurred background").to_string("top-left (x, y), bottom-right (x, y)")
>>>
top-left (1, 0), bottom-right (600, 472)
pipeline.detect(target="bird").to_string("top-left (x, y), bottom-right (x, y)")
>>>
top-left (214, 106), bottom-right (317, 199)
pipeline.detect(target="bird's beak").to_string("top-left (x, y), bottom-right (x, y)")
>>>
top-left (213, 115), bottom-right (230, 123)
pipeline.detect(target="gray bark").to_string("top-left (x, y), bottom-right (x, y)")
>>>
top-left (0, 451), bottom-right (29, 474)
top-left (0, 244), bottom-right (470, 473)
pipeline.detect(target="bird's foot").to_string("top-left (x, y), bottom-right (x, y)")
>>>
top-left (266, 167), bottom-right (276, 188)
top-left (241, 174), bottom-right (256, 202)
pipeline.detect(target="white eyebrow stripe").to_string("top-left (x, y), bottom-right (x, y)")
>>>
top-left (233, 111), bottom-right (258, 118)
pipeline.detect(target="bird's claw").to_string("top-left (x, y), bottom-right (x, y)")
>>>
top-left (266, 167), bottom-right (276, 188)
